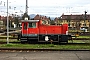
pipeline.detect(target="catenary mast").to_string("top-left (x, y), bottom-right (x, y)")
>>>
top-left (26, 0), bottom-right (28, 14)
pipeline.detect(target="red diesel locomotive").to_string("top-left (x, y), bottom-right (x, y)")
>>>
top-left (19, 20), bottom-right (70, 43)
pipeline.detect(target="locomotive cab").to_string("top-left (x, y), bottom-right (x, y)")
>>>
top-left (20, 20), bottom-right (39, 43)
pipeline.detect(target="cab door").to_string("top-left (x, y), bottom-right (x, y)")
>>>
top-left (22, 22), bottom-right (28, 36)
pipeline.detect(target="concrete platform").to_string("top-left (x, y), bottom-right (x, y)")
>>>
top-left (0, 51), bottom-right (90, 60)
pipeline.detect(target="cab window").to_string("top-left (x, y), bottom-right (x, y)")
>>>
top-left (24, 23), bottom-right (27, 29)
top-left (28, 22), bottom-right (36, 28)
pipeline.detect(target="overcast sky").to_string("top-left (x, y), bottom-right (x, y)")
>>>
top-left (0, 0), bottom-right (90, 17)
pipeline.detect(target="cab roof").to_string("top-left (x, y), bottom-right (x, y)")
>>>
top-left (21, 20), bottom-right (39, 22)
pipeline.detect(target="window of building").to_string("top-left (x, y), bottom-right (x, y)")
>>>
top-left (89, 20), bottom-right (90, 22)
top-left (68, 23), bottom-right (70, 27)
top-left (42, 20), bottom-right (46, 24)
top-left (0, 21), bottom-right (3, 25)
top-left (83, 24), bottom-right (86, 26)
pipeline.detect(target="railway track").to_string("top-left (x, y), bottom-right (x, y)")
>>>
top-left (72, 38), bottom-right (90, 40)
top-left (0, 42), bottom-right (90, 45)
top-left (0, 48), bottom-right (90, 52)
top-left (0, 42), bottom-right (21, 44)
top-left (0, 38), bottom-right (90, 44)
top-left (0, 37), bottom-right (90, 40)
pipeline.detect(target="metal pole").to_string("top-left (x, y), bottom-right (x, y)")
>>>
top-left (26, 0), bottom-right (28, 14)
top-left (85, 11), bottom-right (87, 26)
top-left (7, 0), bottom-right (9, 44)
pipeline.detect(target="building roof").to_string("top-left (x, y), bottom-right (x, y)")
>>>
top-left (60, 14), bottom-right (90, 20)
top-left (34, 14), bottom-right (49, 20)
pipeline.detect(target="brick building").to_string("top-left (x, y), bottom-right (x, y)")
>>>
top-left (34, 14), bottom-right (50, 24)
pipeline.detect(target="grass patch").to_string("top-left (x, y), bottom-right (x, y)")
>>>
top-left (68, 40), bottom-right (90, 43)
top-left (0, 44), bottom-right (90, 50)
top-left (0, 36), bottom-right (17, 39)
top-left (77, 36), bottom-right (90, 38)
